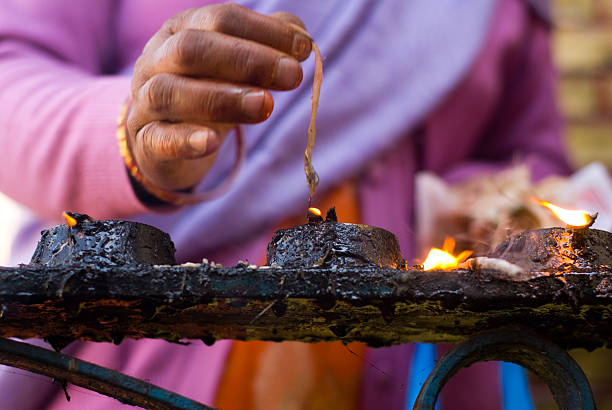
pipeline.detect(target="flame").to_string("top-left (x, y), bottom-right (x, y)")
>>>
top-left (308, 207), bottom-right (322, 216)
top-left (422, 237), bottom-right (473, 271)
top-left (537, 200), bottom-right (594, 228)
top-left (62, 211), bottom-right (77, 227)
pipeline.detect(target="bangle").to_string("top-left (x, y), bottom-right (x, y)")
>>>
top-left (116, 99), bottom-right (245, 206)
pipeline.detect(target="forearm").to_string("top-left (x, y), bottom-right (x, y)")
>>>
top-left (0, 44), bottom-right (147, 220)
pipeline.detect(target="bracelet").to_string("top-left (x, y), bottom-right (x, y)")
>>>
top-left (116, 99), bottom-right (245, 206)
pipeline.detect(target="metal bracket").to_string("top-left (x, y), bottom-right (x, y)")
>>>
top-left (414, 327), bottom-right (596, 410)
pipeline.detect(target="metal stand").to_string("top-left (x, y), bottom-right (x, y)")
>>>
top-left (414, 327), bottom-right (596, 410)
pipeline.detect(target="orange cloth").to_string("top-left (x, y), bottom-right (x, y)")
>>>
top-left (216, 182), bottom-right (367, 410)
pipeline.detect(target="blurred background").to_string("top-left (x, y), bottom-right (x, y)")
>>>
top-left (555, 0), bottom-right (612, 169)
top-left (538, 2), bottom-right (612, 409)
top-left (0, 0), bottom-right (610, 408)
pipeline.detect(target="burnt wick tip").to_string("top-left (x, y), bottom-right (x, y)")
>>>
top-left (325, 207), bottom-right (338, 223)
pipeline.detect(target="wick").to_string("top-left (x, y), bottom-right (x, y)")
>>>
top-left (325, 207), bottom-right (338, 223)
top-left (588, 212), bottom-right (599, 227)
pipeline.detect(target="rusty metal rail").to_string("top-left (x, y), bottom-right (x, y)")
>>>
top-left (0, 263), bottom-right (607, 409)
top-left (0, 264), bottom-right (610, 350)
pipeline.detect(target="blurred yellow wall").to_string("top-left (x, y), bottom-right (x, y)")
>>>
top-left (554, 0), bottom-right (612, 169)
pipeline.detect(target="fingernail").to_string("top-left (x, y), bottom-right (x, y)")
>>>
top-left (242, 90), bottom-right (273, 121)
top-left (292, 33), bottom-right (311, 59)
top-left (189, 130), bottom-right (214, 155)
top-left (275, 57), bottom-right (302, 89)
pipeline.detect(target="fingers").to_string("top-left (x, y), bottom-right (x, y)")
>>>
top-left (135, 122), bottom-right (221, 162)
top-left (154, 30), bottom-right (303, 90)
top-left (172, 4), bottom-right (312, 61)
top-left (133, 73), bottom-right (274, 126)
top-left (125, 5), bottom-right (313, 191)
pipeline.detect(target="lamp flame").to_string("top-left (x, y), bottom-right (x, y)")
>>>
top-left (308, 207), bottom-right (322, 216)
top-left (62, 211), bottom-right (77, 227)
top-left (537, 200), bottom-right (595, 228)
top-left (422, 237), bottom-right (472, 271)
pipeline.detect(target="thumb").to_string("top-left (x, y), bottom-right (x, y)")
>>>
top-left (137, 121), bottom-right (222, 161)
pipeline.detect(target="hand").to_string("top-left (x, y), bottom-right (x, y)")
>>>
top-left (127, 4), bottom-right (311, 192)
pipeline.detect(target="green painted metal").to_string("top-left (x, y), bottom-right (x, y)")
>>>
top-left (0, 337), bottom-right (214, 410)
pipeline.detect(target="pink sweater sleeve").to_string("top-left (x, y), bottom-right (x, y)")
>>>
top-left (0, 1), bottom-right (148, 220)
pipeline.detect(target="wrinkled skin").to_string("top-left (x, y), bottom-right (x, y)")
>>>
top-left (128, 4), bottom-right (312, 191)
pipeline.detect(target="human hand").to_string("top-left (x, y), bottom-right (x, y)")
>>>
top-left (127, 4), bottom-right (311, 192)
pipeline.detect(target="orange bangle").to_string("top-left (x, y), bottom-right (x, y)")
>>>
top-left (116, 99), bottom-right (245, 206)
